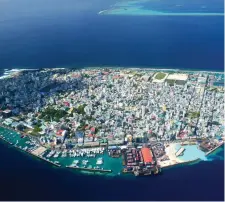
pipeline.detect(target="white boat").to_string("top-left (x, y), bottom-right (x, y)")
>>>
top-left (82, 160), bottom-right (89, 165)
top-left (73, 160), bottom-right (79, 164)
top-left (47, 150), bottom-right (55, 158)
top-left (96, 157), bottom-right (103, 165)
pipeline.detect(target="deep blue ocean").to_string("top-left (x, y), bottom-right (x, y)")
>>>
top-left (0, 140), bottom-right (224, 201)
top-left (0, 0), bottom-right (224, 71)
top-left (0, 0), bottom-right (224, 200)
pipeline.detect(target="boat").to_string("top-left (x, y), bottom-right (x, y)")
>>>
top-left (47, 150), bottom-right (55, 158)
top-left (96, 157), bottom-right (103, 165)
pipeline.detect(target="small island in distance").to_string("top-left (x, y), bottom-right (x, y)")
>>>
top-left (98, 0), bottom-right (224, 16)
top-left (0, 67), bottom-right (224, 177)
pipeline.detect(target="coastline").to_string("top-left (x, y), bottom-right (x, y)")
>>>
top-left (0, 125), bottom-right (223, 176)
top-left (0, 125), bottom-right (61, 168)
top-left (0, 66), bottom-right (224, 76)
top-left (205, 143), bottom-right (224, 156)
top-left (98, 10), bottom-right (224, 16)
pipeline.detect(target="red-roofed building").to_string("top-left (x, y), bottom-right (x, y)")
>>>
top-left (141, 147), bottom-right (153, 164)
top-left (88, 134), bottom-right (93, 137)
top-left (90, 127), bottom-right (95, 133)
top-left (63, 102), bottom-right (70, 107)
top-left (56, 130), bottom-right (66, 137)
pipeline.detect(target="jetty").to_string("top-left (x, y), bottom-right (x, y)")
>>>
top-left (205, 142), bottom-right (224, 156)
top-left (32, 153), bottom-right (61, 167)
top-left (66, 166), bottom-right (112, 173)
top-left (0, 130), bottom-right (60, 168)
top-left (175, 147), bottom-right (185, 157)
top-left (0, 135), bottom-right (13, 145)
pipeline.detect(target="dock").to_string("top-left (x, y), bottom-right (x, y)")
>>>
top-left (0, 131), bottom-right (60, 168)
top-left (66, 166), bottom-right (112, 173)
top-left (175, 147), bottom-right (185, 157)
top-left (0, 135), bottom-right (13, 145)
top-left (32, 154), bottom-right (61, 167)
top-left (205, 142), bottom-right (224, 156)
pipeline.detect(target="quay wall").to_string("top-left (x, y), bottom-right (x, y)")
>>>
top-left (66, 166), bottom-right (112, 173)
top-left (205, 143), bottom-right (224, 156)
top-left (0, 127), bottom-right (61, 168)
top-left (0, 124), bottom-right (39, 143)
top-left (160, 158), bottom-right (201, 169)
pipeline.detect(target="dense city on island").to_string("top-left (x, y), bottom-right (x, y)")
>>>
top-left (0, 68), bottom-right (224, 176)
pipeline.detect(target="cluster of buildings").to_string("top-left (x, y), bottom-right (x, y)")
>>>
top-left (0, 68), bottom-right (224, 151)
top-left (123, 145), bottom-right (159, 176)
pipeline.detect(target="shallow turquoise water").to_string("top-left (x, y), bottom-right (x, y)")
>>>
top-left (0, 126), bottom-right (223, 178)
top-left (101, 0), bottom-right (224, 16)
top-left (175, 144), bottom-right (207, 161)
top-left (0, 127), bottom-right (123, 176)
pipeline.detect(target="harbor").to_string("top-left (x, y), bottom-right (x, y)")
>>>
top-left (0, 125), bottom-right (224, 176)
top-left (205, 142), bottom-right (224, 156)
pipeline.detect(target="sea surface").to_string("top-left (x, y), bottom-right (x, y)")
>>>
top-left (0, 139), bottom-right (224, 201)
top-left (0, 0), bottom-right (224, 71)
top-left (0, 0), bottom-right (224, 200)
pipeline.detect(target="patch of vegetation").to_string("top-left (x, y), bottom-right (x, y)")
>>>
top-left (166, 79), bottom-right (175, 85)
top-left (188, 111), bottom-right (200, 119)
top-left (33, 125), bottom-right (42, 133)
top-left (83, 74), bottom-right (90, 78)
top-left (39, 107), bottom-right (67, 122)
top-left (209, 87), bottom-right (219, 92)
top-left (30, 125), bottom-right (42, 136)
top-left (76, 104), bottom-right (87, 115)
top-left (107, 84), bottom-right (113, 88)
top-left (155, 72), bottom-right (166, 80)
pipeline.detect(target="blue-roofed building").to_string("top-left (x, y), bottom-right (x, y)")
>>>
top-left (76, 131), bottom-right (84, 145)
top-left (75, 131), bottom-right (84, 138)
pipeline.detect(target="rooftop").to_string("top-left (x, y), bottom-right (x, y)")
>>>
top-left (167, 73), bottom-right (188, 81)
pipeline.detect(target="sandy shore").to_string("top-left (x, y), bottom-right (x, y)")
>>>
top-left (158, 143), bottom-right (184, 168)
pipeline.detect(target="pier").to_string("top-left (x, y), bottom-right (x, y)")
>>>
top-left (175, 147), bottom-right (185, 157)
top-left (66, 166), bottom-right (112, 173)
top-left (0, 129), bottom-right (61, 168)
top-left (32, 154), bottom-right (61, 167)
top-left (205, 142), bottom-right (224, 156)
top-left (0, 135), bottom-right (13, 145)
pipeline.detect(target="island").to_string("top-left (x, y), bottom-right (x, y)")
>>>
top-left (0, 67), bottom-right (224, 176)
top-left (98, 0), bottom-right (224, 16)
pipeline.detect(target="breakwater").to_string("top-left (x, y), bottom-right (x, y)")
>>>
top-left (0, 135), bottom-right (13, 145)
top-left (66, 166), bottom-right (112, 173)
top-left (205, 143), bottom-right (224, 156)
top-left (161, 158), bottom-right (201, 169)
top-left (0, 127), bottom-right (61, 168)
top-left (32, 154), bottom-right (61, 167)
